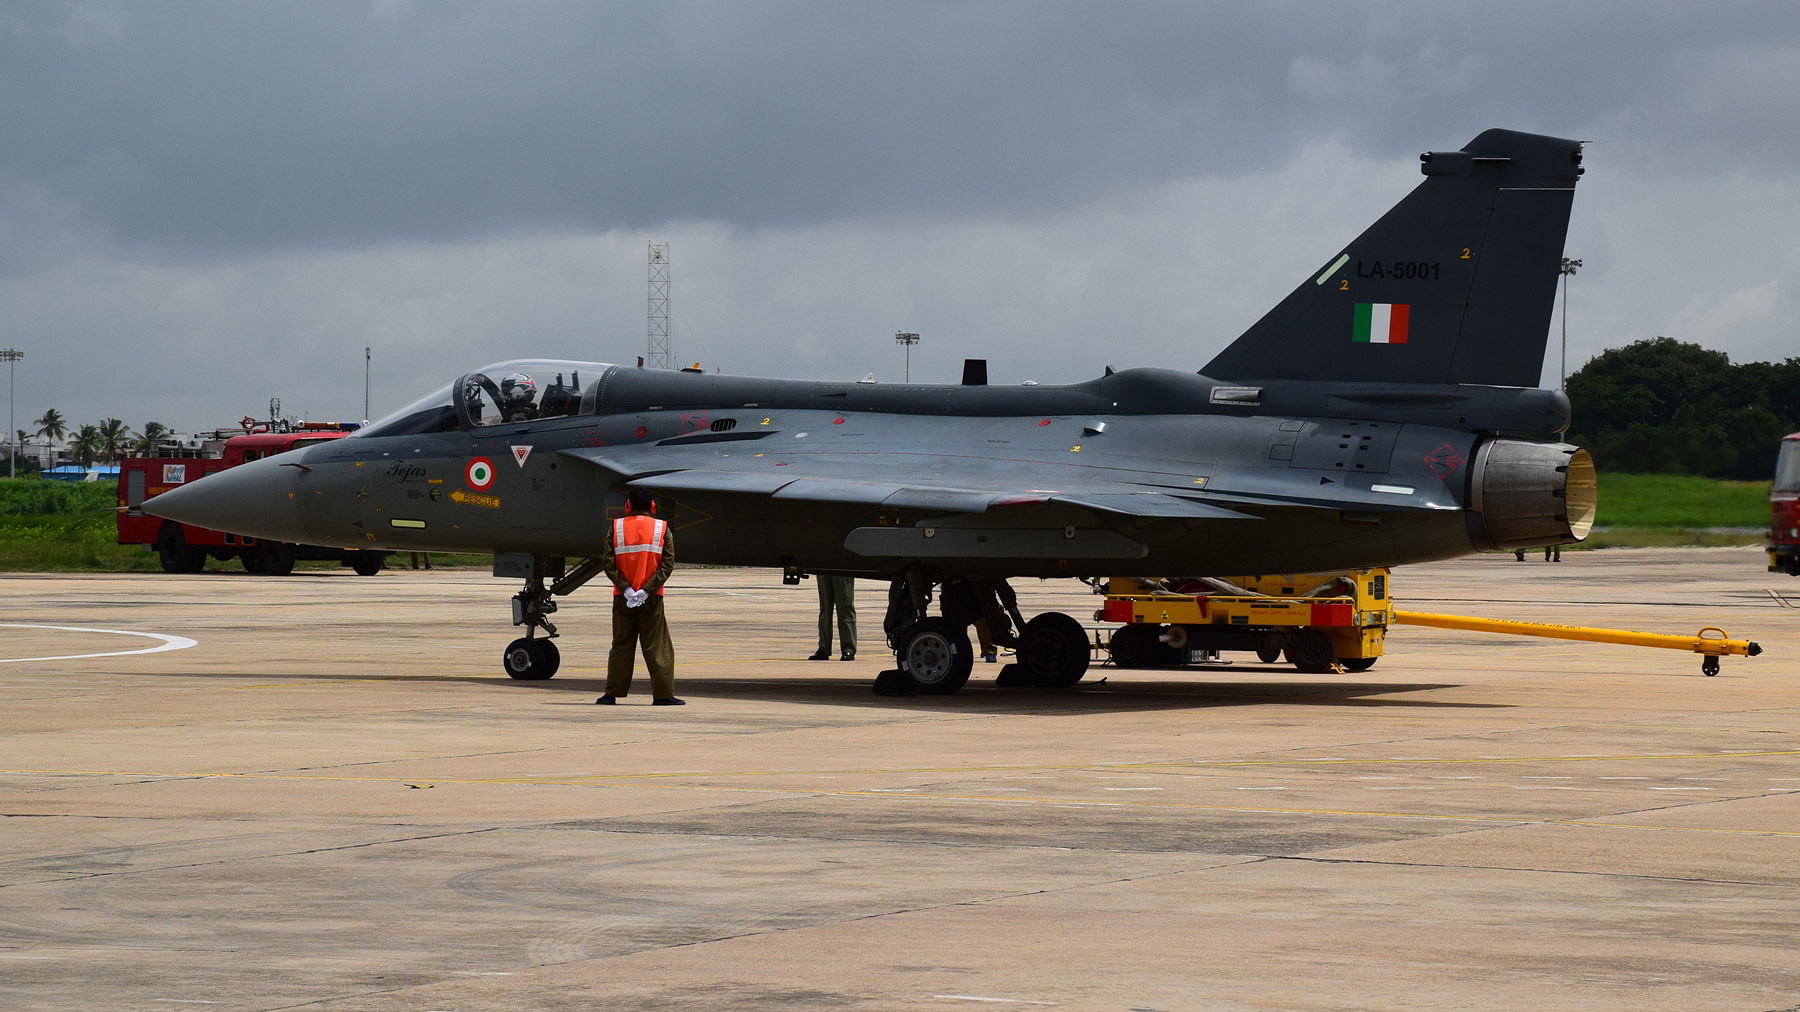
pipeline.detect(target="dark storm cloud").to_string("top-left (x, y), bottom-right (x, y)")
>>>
top-left (6, 1), bottom-right (1796, 260)
top-left (6, 1), bottom-right (1800, 433)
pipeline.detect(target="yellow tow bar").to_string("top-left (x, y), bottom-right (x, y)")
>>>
top-left (1393, 611), bottom-right (1763, 676)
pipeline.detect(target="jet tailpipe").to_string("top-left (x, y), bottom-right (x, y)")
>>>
top-left (1467, 440), bottom-right (1596, 550)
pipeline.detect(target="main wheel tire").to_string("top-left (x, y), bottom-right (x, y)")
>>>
top-left (1339, 656), bottom-right (1377, 672)
top-left (351, 551), bottom-right (384, 576)
top-left (1288, 629), bottom-right (1336, 674)
top-left (503, 637), bottom-right (559, 680)
top-left (897, 618), bottom-right (973, 695)
top-left (156, 524), bottom-right (205, 573)
top-left (1021, 611), bottom-right (1091, 688)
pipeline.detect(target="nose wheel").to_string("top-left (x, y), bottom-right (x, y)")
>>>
top-left (497, 554), bottom-right (607, 680)
top-left (503, 637), bottom-right (560, 680)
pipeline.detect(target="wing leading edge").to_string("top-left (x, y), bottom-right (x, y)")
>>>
top-left (558, 447), bottom-right (1260, 521)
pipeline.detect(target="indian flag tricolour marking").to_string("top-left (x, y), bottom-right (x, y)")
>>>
top-left (1353, 302), bottom-right (1410, 344)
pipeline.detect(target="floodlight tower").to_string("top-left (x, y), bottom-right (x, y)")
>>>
top-left (2, 348), bottom-right (21, 478)
top-left (895, 332), bottom-right (919, 382)
top-left (648, 243), bottom-right (672, 370)
top-left (1559, 257), bottom-right (1582, 391)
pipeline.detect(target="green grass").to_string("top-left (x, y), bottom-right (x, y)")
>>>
top-left (1593, 473), bottom-right (1770, 530)
top-left (0, 471), bottom-right (1778, 571)
top-left (0, 481), bottom-right (156, 571)
top-left (0, 477), bottom-right (493, 573)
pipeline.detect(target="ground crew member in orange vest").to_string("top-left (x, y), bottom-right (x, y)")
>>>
top-left (596, 487), bottom-right (681, 706)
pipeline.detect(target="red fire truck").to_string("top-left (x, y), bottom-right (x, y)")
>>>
top-left (118, 419), bottom-right (388, 576)
top-left (1772, 431), bottom-right (1800, 576)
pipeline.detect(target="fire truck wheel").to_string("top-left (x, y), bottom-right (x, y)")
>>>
top-left (253, 541), bottom-right (296, 576)
top-left (503, 637), bottom-right (559, 680)
top-left (1021, 611), bottom-right (1091, 687)
top-left (1339, 657), bottom-right (1377, 672)
top-left (1288, 629), bottom-right (1336, 674)
top-left (896, 617), bottom-right (973, 694)
top-left (351, 552), bottom-right (384, 576)
top-left (156, 524), bottom-right (206, 574)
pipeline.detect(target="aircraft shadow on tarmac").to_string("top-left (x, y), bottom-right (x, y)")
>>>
top-left (505, 670), bottom-right (1498, 714)
top-left (133, 662), bottom-right (1496, 713)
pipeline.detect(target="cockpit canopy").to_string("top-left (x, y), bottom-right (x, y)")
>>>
top-left (355, 360), bottom-right (613, 438)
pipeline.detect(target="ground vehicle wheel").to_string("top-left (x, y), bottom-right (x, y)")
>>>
top-left (351, 551), bottom-right (384, 576)
top-left (156, 524), bottom-right (205, 573)
top-left (1288, 629), bottom-right (1336, 673)
top-left (502, 637), bottom-right (559, 680)
top-left (1021, 611), bottom-right (1091, 687)
top-left (1339, 656), bottom-right (1377, 672)
top-left (252, 540), bottom-right (296, 576)
top-left (1107, 624), bottom-right (1162, 668)
top-left (1255, 640), bottom-right (1283, 664)
top-left (897, 617), bottom-right (973, 694)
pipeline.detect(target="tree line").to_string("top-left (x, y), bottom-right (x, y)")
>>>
top-left (10, 409), bottom-right (172, 471)
top-left (1565, 337), bottom-right (1800, 481)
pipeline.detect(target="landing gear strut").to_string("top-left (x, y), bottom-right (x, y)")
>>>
top-left (498, 554), bottom-right (606, 680)
top-left (879, 568), bottom-right (1090, 694)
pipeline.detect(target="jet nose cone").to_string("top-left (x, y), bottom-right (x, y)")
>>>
top-left (144, 455), bottom-right (308, 543)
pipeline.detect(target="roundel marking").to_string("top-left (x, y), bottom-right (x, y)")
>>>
top-left (466, 456), bottom-right (496, 491)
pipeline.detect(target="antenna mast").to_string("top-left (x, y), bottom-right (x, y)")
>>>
top-left (647, 243), bottom-right (671, 369)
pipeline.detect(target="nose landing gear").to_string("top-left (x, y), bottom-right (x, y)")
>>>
top-left (498, 554), bottom-right (607, 680)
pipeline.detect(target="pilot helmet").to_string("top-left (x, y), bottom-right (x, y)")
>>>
top-left (499, 373), bottom-right (537, 405)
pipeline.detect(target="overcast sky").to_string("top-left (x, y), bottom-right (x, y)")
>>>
top-left (5, 0), bottom-right (1799, 439)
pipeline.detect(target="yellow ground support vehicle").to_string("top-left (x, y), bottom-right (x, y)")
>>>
top-left (1097, 568), bottom-right (1762, 676)
top-left (1098, 570), bottom-right (1391, 674)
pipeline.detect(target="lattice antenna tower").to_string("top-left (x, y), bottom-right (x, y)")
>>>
top-left (647, 243), bottom-right (672, 369)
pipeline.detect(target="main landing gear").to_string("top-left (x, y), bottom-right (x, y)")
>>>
top-left (880, 567), bottom-right (1091, 695)
top-left (499, 554), bottom-right (607, 680)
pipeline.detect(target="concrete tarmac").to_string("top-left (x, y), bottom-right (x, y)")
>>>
top-left (2, 547), bottom-right (1797, 1010)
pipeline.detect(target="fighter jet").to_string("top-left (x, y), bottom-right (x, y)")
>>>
top-left (148, 128), bottom-right (1595, 694)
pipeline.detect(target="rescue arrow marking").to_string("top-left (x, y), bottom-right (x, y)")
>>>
top-left (510, 445), bottom-right (532, 467)
top-left (449, 490), bottom-right (501, 509)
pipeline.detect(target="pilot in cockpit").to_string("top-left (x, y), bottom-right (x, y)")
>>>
top-left (500, 373), bottom-right (538, 422)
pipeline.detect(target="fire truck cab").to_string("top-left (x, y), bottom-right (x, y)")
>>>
top-left (1772, 432), bottom-right (1800, 576)
top-left (119, 420), bottom-right (389, 576)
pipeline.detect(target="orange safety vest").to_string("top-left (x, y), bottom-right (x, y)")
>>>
top-left (612, 514), bottom-right (667, 595)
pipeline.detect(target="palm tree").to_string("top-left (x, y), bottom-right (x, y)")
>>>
top-left (14, 429), bottom-right (28, 471)
top-left (33, 408), bottom-right (67, 460)
top-left (96, 418), bottom-right (131, 464)
top-left (133, 421), bottom-right (171, 457)
top-left (71, 424), bottom-right (101, 468)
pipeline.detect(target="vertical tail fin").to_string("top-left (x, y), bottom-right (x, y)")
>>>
top-left (1202, 129), bottom-right (1583, 388)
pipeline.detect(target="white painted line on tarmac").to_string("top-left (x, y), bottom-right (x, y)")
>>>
top-left (0, 623), bottom-right (197, 663)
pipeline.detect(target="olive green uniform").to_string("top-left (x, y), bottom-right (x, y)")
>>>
top-left (816, 574), bottom-right (857, 657)
top-left (601, 522), bottom-right (676, 699)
